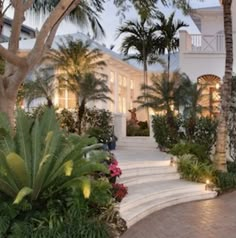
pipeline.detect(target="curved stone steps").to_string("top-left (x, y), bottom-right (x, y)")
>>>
top-left (114, 137), bottom-right (217, 228)
top-left (121, 187), bottom-right (216, 228)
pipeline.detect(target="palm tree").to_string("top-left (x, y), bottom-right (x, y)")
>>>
top-left (135, 72), bottom-right (178, 128)
top-left (31, 0), bottom-right (105, 37)
top-left (214, 0), bottom-right (233, 171)
top-left (117, 18), bottom-right (163, 88)
top-left (74, 72), bottom-right (112, 134)
top-left (23, 69), bottom-right (55, 108)
top-left (48, 37), bottom-right (111, 134)
top-left (47, 37), bottom-right (105, 80)
top-left (156, 11), bottom-right (188, 80)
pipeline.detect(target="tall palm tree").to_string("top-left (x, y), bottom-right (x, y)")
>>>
top-left (48, 37), bottom-right (110, 134)
top-left (47, 36), bottom-right (105, 81)
top-left (156, 11), bottom-right (188, 80)
top-left (74, 72), bottom-right (112, 134)
top-left (23, 69), bottom-right (55, 108)
top-left (31, 0), bottom-right (105, 37)
top-left (214, 0), bottom-right (233, 171)
top-left (117, 18), bottom-right (163, 88)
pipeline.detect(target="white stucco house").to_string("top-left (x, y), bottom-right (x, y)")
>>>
top-left (0, 16), bottom-right (36, 43)
top-left (179, 2), bottom-right (236, 116)
top-left (2, 1), bottom-right (234, 138)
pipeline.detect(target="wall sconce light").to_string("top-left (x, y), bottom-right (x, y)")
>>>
top-left (216, 83), bottom-right (220, 90)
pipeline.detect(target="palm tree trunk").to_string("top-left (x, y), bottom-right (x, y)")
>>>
top-left (77, 99), bottom-right (86, 135)
top-left (167, 49), bottom-right (171, 82)
top-left (46, 97), bottom-right (53, 108)
top-left (214, 0), bottom-right (233, 171)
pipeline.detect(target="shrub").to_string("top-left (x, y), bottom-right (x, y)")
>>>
top-left (191, 117), bottom-right (217, 152)
top-left (57, 108), bottom-right (76, 133)
top-left (152, 115), bottom-right (182, 149)
top-left (171, 142), bottom-right (209, 162)
top-left (177, 154), bottom-right (216, 183)
top-left (83, 107), bottom-right (114, 142)
top-left (215, 171), bottom-right (236, 191)
top-left (227, 161), bottom-right (236, 173)
top-left (127, 121), bottom-right (149, 136)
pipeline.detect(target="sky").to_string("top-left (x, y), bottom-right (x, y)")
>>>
top-left (7, 0), bottom-right (221, 52)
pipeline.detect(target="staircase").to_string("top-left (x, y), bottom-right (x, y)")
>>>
top-left (113, 137), bottom-right (217, 228)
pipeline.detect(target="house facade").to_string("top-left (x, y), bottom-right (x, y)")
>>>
top-left (0, 16), bottom-right (36, 43)
top-left (179, 1), bottom-right (236, 116)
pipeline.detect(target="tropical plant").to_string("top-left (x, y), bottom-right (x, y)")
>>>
top-left (0, 108), bottom-right (109, 202)
top-left (57, 108), bottom-right (77, 133)
top-left (136, 72), bottom-right (180, 129)
top-left (117, 18), bottom-right (163, 88)
top-left (23, 68), bottom-right (55, 108)
top-left (177, 154), bottom-right (216, 183)
top-left (48, 37), bottom-right (111, 133)
top-left (47, 37), bottom-right (105, 80)
top-left (156, 11), bottom-right (188, 80)
top-left (152, 114), bottom-right (183, 150)
top-left (0, 108), bottom-right (130, 237)
top-left (171, 142), bottom-right (209, 162)
top-left (76, 73), bottom-right (112, 134)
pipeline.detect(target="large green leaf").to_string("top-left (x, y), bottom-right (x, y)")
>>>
top-left (31, 118), bottom-right (42, 188)
top-left (15, 109), bottom-right (33, 186)
top-left (6, 153), bottom-right (28, 187)
top-left (13, 187), bottom-right (33, 204)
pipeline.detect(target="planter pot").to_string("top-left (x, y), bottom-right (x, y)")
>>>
top-left (108, 141), bottom-right (116, 150)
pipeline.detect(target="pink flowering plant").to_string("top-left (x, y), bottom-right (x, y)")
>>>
top-left (106, 153), bottom-right (128, 202)
top-left (109, 158), bottom-right (122, 178)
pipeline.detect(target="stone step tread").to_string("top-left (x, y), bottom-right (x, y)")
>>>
top-left (121, 165), bottom-right (177, 174)
top-left (120, 182), bottom-right (206, 211)
top-left (122, 191), bottom-right (217, 227)
top-left (119, 173), bottom-right (179, 185)
top-left (118, 161), bottom-right (171, 169)
top-left (116, 146), bottom-right (157, 150)
top-left (121, 179), bottom-right (206, 205)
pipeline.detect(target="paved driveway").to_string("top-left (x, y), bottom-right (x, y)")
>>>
top-left (122, 191), bottom-right (236, 238)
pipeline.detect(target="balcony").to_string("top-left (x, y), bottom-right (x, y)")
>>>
top-left (180, 31), bottom-right (225, 54)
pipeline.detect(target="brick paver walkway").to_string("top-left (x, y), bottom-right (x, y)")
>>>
top-left (122, 191), bottom-right (236, 238)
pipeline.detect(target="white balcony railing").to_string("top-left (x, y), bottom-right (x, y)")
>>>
top-left (181, 32), bottom-right (225, 53)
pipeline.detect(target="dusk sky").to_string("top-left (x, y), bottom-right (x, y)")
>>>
top-left (13, 0), bottom-right (220, 52)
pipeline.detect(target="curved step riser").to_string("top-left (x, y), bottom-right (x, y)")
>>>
top-left (121, 168), bottom-right (177, 178)
top-left (124, 192), bottom-right (217, 228)
top-left (120, 186), bottom-right (205, 213)
top-left (119, 173), bottom-right (180, 186)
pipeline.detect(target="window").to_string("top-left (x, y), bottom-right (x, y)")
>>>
top-left (123, 76), bottom-right (127, 87)
top-left (122, 97), bottom-right (126, 113)
top-left (130, 79), bottom-right (134, 89)
top-left (110, 71), bottom-right (115, 83)
top-left (119, 96), bottom-right (122, 112)
top-left (119, 75), bottom-right (122, 86)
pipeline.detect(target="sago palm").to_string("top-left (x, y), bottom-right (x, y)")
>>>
top-left (0, 108), bottom-right (109, 203)
top-left (156, 11), bottom-right (188, 80)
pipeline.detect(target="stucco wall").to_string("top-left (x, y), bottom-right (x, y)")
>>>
top-left (180, 53), bottom-right (225, 81)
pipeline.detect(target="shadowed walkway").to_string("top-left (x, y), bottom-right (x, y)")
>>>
top-left (122, 191), bottom-right (236, 238)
